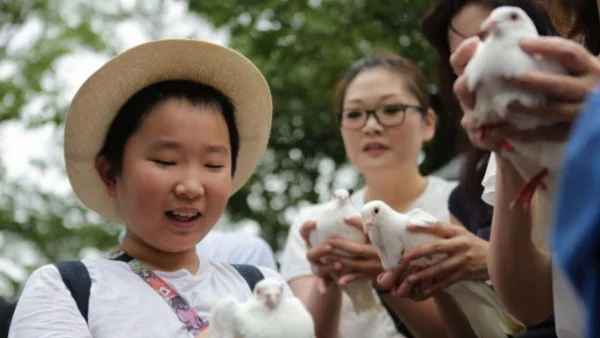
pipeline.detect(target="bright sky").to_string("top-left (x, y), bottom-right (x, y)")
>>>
top-left (0, 0), bottom-right (228, 196)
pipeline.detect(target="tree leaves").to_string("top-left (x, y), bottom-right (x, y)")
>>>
top-left (187, 0), bottom-right (462, 253)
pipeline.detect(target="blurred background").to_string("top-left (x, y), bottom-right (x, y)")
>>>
top-left (0, 0), bottom-right (466, 299)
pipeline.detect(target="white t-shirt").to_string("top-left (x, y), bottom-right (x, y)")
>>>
top-left (280, 176), bottom-right (457, 338)
top-left (480, 153), bottom-right (584, 338)
top-left (9, 256), bottom-right (290, 338)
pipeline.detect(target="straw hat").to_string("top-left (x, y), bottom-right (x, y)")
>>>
top-left (64, 39), bottom-right (272, 223)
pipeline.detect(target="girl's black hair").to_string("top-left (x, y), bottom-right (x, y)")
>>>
top-left (98, 80), bottom-right (239, 176)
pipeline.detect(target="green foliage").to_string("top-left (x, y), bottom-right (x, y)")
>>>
top-left (187, 0), bottom-right (463, 251)
top-left (0, 172), bottom-right (121, 299)
top-left (0, 0), bottom-right (129, 127)
top-left (0, 0), bottom-right (132, 299)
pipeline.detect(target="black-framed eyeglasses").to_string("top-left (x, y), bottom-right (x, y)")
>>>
top-left (449, 22), bottom-right (488, 41)
top-left (339, 104), bottom-right (426, 130)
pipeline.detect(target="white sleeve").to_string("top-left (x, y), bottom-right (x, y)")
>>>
top-left (251, 239), bottom-right (278, 270)
top-left (481, 153), bottom-right (497, 206)
top-left (278, 208), bottom-right (315, 282)
top-left (227, 233), bottom-right (277, 270)
top-left (257, 267), bottom-right (295, 297)
top-left (9, 264), bottom-right (92, 338)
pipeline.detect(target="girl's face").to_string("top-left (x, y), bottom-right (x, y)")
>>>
top-left (101, 98), bottom-right (233, 253)
top-left (448, 3), bottom-right (493, 53)
top-left (340, 67), bottom-right (435, 175)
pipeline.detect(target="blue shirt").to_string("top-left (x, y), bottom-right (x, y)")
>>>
top-left (553, 89), bottom-right (600, 338)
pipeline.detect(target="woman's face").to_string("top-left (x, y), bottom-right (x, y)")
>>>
top-left (448, 2), bottom-right (493, 53)
top-left (340, 67), bottom-right (435, 175)
top-left (99, 97), bottom-right (233, 253)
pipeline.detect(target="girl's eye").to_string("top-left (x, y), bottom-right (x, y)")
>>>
top-left (206, 164), bottom-right (225, 169)
top-left (152, 159), bottom-right (175, 166)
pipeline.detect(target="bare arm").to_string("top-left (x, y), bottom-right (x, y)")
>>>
top-left (488, 156), bottom-right (553, 325)
top-left (289, 276), bottom-right (342, 338)
top-left (381, 295), bottom-right (449, 338)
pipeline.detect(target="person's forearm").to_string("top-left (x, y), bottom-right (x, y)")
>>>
top-left (433, 292), bottom-right (477, 338)
top-left (294, 278), bottom-right (343, 338)
top-left (488, 156), bottom-right (553, 325)
top-left (383, 295), bottom-right (449, 338)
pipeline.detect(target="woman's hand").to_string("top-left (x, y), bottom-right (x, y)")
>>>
top-left (326, 216), bottom-right (384, 287)
top-left (453, 35), bottom-right (600, 149)
top-left (327, 241), bottom-right (383, 287)
top-left (377, 223), bottom-right (489, 300)
top-left (450, 37), bottom-right (508, 151)
top-left (498, 37), bottom-right (600, 142)
top-left (377, 264), bottom-right (432, 302)
top-left (300, 219), bottom-right (342, 294)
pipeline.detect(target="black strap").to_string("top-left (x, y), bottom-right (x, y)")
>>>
top-left (376, 292), bottom-right (414, 337)
top-left (111, 251), bottom-right (134, 263)
top-left (231, 264), bottom-right (265, 291)
top-left (0, 299), bottom-right (16, 338)
top-left (54, 261), bottom-right (91, 323)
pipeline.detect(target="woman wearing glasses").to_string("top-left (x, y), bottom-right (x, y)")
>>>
top-left (279, 53), bottom-right (458, 338)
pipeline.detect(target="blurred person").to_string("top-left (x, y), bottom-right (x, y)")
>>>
top-left (375, 1), bottom-right (559, 337)
top-left (120, 228), bottom-right (278, 269)
top-left (196, 229), bottom-right (277, 269)
top-left (450, 0), bottom-right (600, 336)
top-left (0, 298), bottom-right (15, 338)
top-left (280, 52), bottom-right (458, 338)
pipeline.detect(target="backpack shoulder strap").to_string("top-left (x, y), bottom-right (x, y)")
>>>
top-left (231, 264), bottom-right (265, 292)
top-left (54, 260), bottom-right (91, 323)
top-left (1, 300), bottom-right (17, 338)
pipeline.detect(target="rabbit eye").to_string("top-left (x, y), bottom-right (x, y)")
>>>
top-left (374, 207), bottom-right (379, 215)
top-left (510, 12), bottom-right (518, 20)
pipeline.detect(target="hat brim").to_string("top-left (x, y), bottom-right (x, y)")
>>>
top-left (64, 39), bottom-right (272, 223)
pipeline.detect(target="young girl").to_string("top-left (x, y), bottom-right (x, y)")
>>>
top-left (9, 39), bottom-right (287, 338)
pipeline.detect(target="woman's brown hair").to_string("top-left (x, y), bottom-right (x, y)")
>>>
top-left (553, 0), bottom-right (600, 54)
top-left (332, 52), bottom-right (430, 120)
